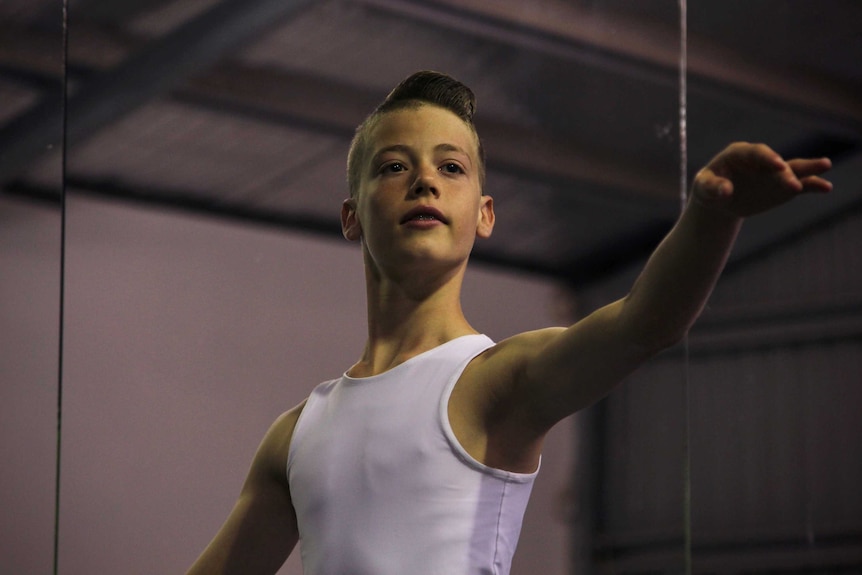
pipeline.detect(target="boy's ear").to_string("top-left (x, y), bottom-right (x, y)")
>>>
top-left (476, 194), bottom-right (495, 239)
top-left (341, 198), bottom-right (362, 241)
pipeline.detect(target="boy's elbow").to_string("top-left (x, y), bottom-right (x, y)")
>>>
top-left (627, 315), bottom-right (691, 356)
top-left (620, 295), bottom-right (700, 354)
top-left (653, 327), bottom-right (689, 352)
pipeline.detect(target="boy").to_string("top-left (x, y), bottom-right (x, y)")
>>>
top-left (187, 71), bottom-right (832, 574)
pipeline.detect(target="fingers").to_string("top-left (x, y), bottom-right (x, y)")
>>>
top-left (743, 151), bottom-right (832, 194)
top-left (725, 143), bottom-right (831, 179)
top-left (787, 158), bottom-right (833, 193)
top-left (787, 157), bottom-right (832, 177)
top-left (799, 175), bottom-right (833, 193)
top-left (694, 143), bottom-right (834, 215)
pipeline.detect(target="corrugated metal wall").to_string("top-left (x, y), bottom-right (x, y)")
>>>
top-left (593, 207), bottom-right (862, 573)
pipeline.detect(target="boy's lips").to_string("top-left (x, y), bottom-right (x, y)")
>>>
top-left (400, 206), bottom-right (448, 224)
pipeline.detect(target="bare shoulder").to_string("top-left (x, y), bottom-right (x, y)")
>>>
top-left (493, 327), bottom-right (567, 357)
top-left (471, 327), bottom-right (567, 378)
top-left (271, 400), bottom-right (307, 447)
top-left (250, 399), bottom-right (307, 484)
top-left (456, 327), bottom-right (566, 398)
top-left (469, 300), bottom-right (656, 432)
top-left (450, 328), bottom-right (565, 472)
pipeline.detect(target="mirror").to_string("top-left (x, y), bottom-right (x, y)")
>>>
top-left (684, 4), bottom-right (862, 573)
top-left (0, 1), bottom-right (65, 573)
top-left (59, 1), bottom-right (688, 573)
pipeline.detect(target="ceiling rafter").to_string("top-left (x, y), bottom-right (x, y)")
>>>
top-left (0, 0), bottom-right (318, 185)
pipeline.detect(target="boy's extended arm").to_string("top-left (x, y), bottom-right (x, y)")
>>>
top-left (505, 143), bottom-right (832, 430)
top-left (186, 404), bottom-right (304, 575)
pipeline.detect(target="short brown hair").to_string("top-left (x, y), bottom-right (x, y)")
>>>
top-left (346, 71), bottom-right (486, 198)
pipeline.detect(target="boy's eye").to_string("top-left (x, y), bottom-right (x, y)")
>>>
top-left (441, 163), bottom-right (464, 174)
top-left (382, 162), bottom-right (406, 173)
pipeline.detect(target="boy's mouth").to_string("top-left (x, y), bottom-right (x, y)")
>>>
top-left (401, 206), bottom-right (448, 224)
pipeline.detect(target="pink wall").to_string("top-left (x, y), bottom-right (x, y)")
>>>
top-left (31, 194), bottom-right (576, 574)
top-left (0, 198), bottom-right (61, 574)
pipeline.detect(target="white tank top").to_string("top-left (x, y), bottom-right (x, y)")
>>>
top-left (287, 334), bottom-right (539, 575)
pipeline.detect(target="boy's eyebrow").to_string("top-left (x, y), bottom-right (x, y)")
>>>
top-left (371, 143), bottom-right (473, 166)
top-left (435, 144), bottom-right (473, 165)
top-left (371, 144), bottom-right (411, 163)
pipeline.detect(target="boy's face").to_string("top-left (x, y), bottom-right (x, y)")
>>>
top-left (341, 104), bottom-right (494, 278)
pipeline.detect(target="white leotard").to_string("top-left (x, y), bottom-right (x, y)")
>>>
top-left (287, 334), bottom-right (538, 575)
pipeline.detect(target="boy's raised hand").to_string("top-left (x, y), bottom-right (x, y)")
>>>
top-left (691, 142), bottom-right (833, 218)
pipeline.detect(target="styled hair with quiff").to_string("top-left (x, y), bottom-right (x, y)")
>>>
top-left (346, 70), bottom-right (486, 198)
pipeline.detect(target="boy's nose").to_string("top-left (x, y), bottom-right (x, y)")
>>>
top-left (410, 170), bottom-right (440, 197)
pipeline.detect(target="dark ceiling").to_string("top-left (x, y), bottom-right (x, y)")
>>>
top-left (2, 0), bottom-right (861, 288)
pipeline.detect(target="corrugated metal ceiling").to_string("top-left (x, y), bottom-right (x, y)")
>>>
top-left (4, 0), bottom-right (859, 285)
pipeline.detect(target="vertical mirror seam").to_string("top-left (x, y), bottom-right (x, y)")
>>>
top-left (54, 1), bottom-right (69, 573)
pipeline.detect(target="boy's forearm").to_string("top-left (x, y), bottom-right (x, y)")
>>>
top-left (622, 199), bottom-right (742, 349)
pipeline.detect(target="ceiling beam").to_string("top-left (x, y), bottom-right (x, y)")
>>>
top-left (71, 0), bottom-right (177, 25)
top-left (0, 0), bottom-right (318, 185)
top-left (0, 24), bottom-right (67, 77)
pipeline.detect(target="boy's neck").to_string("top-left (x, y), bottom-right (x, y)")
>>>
top-left (349, 263), bottom-right (477, 378)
